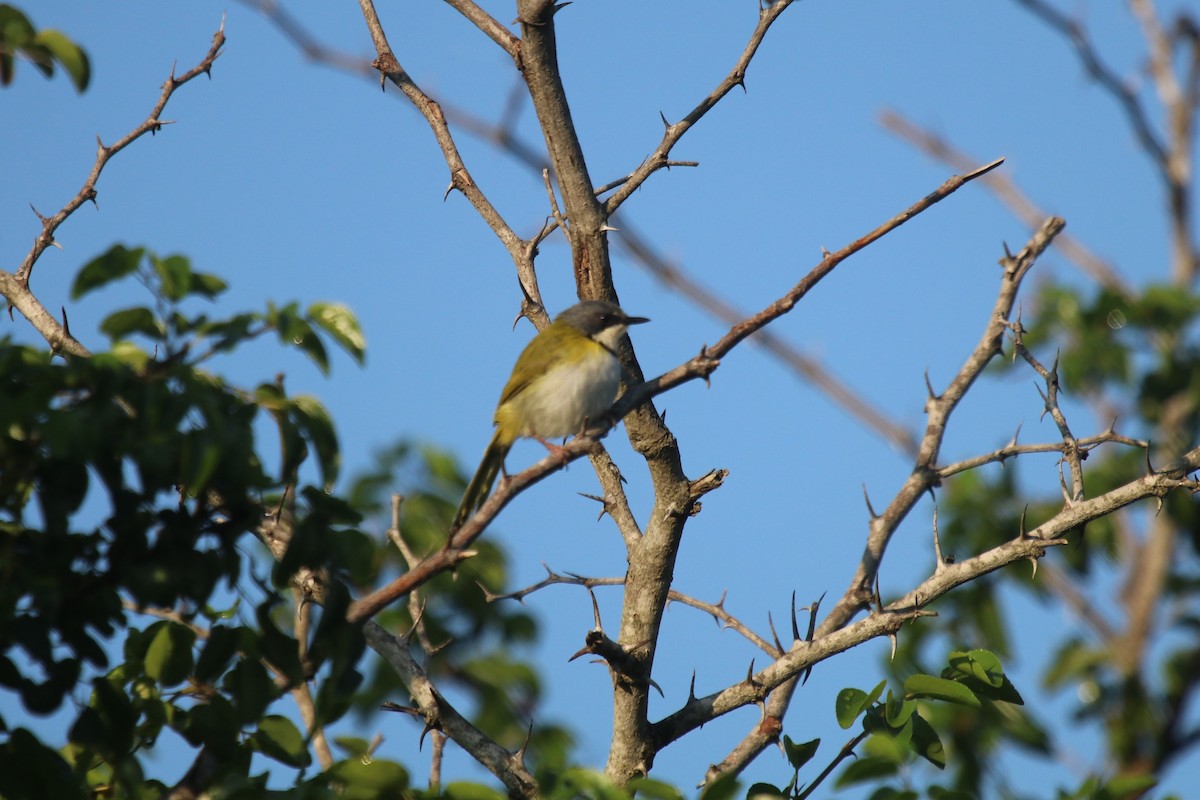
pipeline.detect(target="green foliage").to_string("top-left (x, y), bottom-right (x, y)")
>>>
top-left (0, 4), bottom-right (89, 91)
top-left (756, 651), bottom-right (1025, 799)
top-left (0, 244), bottom-right (385, 797)
top-left (344, 440), bottom-right (574, 777)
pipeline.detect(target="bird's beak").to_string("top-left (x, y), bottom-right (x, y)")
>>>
top-left (624, 314), bottom-right (650, 326)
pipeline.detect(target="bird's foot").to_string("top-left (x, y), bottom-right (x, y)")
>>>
top-left (534, 437), bottom-right (570, 462)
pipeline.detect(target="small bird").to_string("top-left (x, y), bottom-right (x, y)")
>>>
top-left (452, 300), bottom-right (649, 530)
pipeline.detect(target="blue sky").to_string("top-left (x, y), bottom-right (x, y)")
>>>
top-left (3, 1), bottom-right (1195, 795)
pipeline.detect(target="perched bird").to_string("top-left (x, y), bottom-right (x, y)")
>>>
top-left (452, 300), bottom-right (649, 530)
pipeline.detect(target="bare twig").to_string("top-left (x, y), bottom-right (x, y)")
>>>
top-left (655, 446), bottom-right (1200, 749)
top-left (481, 566), bottom-right (782, 657)
top-left (879, 109), bottom-right (1130, 294)
top-left (363, 621), bottom-right (538, 798)
top-left (821, 216), bottom-right (1064, 635)
top-left (2, 23), bottom-right (226, 357)
top-left (602, 1), bottom-right (799, 215)
top-left (347, 162), bottom-right (1006, 625)
top-left (243, 2), bottom-right (920, 456)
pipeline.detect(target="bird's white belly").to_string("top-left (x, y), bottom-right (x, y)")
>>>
top-left (511, 352), bottom-right (621, 439)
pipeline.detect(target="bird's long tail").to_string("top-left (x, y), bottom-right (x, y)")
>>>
top-left (452, 430), bottom-right (510, 530)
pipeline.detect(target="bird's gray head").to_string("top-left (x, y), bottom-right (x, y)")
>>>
top-left (556, 300), bottom-right (649, 345)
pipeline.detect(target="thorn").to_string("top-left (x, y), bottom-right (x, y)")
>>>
top-left (1018, 504), bottom-right (1029, 540)
top-left (588, 588), bottom-right (603, 628)
top-left (872, 575), bottom-right (883, 612)
top-left (578, 492), bottom-right (610, 521)
top-left (715, 588), bottom-right (728, 611)
top-left (888, 632), bottom-right (898, 661)
top-left (688, 672), bottom-right (697, 702)
top-left (513, 721), bottom-right (534, 765)
top-left (599, 224), bottom-right (620, 233)
top-left (820, 245), bottom-right (832, 258)
top-left (419, 719), bottom-right (442, 750)
top-left (790, 591), bottom-right (800, 642)
top-left (1029, 556), bottom-right (1038, 579)
top-left (1008, 422), bottom-right (1023, 450)
top-left (1145, 444), bottom-right (1156, 476)
top-left (60, 306), bottom-right (71, 339)
top-left (443, 182), bottom-right (455, 201)
top-left (745, 659), bottom-right (757, 685)
top-left (807, 592), bottom-right (824, 642)
top-left (924, 369), bottom-right (938, 402)
top-left (862, 484), bottom-right (878, 519)
top-left (649, 677), bottom-right (664, 698)
top-left (659, 110), bottom-right (670, 129)
top-left (767, 612), bottom-right (783, 653)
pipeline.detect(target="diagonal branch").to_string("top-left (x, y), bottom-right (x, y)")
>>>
top-left (602, 0), bottom-right (799, 216)
top-left (820, 216), bottom-right (1065, 636)
top-left (3, 22), bottom-right (226, 357)
top-left (363, 621), bottom-right (539, 798)
top-left (1013, 0), bottom-right (1169, 170)
top-left (348, 161), bottom-right (1007, 625)
top-left (441, 0), bottom-right (520, 59)
top-left (356, 0), bottom-right (527, 265)
top-left (879, 109), bottom-right (1131, 294)
top-left (243, 2), bottom-right (919, 457)
top-left (654, 446), bottom-right (1200, 751)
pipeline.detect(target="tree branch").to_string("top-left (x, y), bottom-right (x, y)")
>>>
top-left (821, 215), bottom-right (1064, 635)
top-left (2, 22), bottom-right (225, 357)
top-left (602, 1), bottom-right (799, 216)
top-left (653, 447), bottom-right (1200, 749)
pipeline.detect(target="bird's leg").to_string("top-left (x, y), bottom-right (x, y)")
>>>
top-left (534, 436), bottom-right (570, 461)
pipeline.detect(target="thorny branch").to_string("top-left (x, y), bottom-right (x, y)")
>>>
top-left (656, 445), bottom-right (1200, 751)
top-left (878, 109), bottom-right (1130, 294)
top-left (347, 160), bottom-right (1005, 625)
top-left (242, 0), bottom-right (919, 456)
top-left (1, 22), bottom-right (226, 358)
top-left (480, 567), bottom-right (783, 658)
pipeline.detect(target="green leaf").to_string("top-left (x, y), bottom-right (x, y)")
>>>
top-left (324, 757), bottom-right (408, 798)
top-left (1101, 774), bottom-right (1157, 798)
top-left (927, 787), bottom-right (976, 800)
top-left (834, 755), bottom-right (898, 788)
top-left (309, 302), bottom-right (366, 364)
top-left (884, 692), bottom-right (917, 728)
top-left (293, 394), bottom-right (340, 488)
top-left (222, 658), bottom-right (278, 724)
top-left (152, 254), bottom-right (192, 302)
top-left (745, 783), bottom-right (786, 798)
top-left (100, 307), bottom-right (165, 341)
top-left (947, 649), bottom-right (1004, 688)
top-left (782, 735), bottom-right (819, 770)
top-left (190, 271), bottom-right (228, 299)
top-left (835, 687), bottom-right (870, 729)
top-left (32, 29), bottom-right (89, 91)
top-left (271, 302), bottom-right (329, 374)
top-left (194, 624), bottom-right (238, 684)
top-left (251, 715), bottom-right (311, 768)
top-left (909, 713), bottom-right (946, 769)
top-left (627, 776), bottom-right (685, 800)
top-left (71, 245), bottom-right (144, 299)
top-left (143, 622), bottom-right (196, 687)
top-left (903, 674), bottom-right (980, 708)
